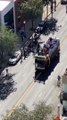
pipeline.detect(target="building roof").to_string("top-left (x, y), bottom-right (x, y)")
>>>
top-left (0, 0), bottom-right (11, 11)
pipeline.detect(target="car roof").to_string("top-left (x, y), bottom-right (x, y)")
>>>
top-left (61, 117), bottom-right (67, 120)
top-left (39, 21), bottom-right (45, 25)
top-left (14, 50), bottom-right (21, 56)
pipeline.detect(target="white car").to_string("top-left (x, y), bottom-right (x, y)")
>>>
top-left (61, 117), bottom-right (67, 120)
top-left (9, 50), bottom-right (22, 65)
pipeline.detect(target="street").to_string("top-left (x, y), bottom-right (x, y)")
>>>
top-left (0, 3), bottom-right (67, 120)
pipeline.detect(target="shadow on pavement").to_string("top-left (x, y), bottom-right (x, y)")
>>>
top-left (0, 73), bottom-right (17, 100)
top-left (35, 55), bottom-right (60, 83)
top-left (43, 18), bottom-right (58, 35)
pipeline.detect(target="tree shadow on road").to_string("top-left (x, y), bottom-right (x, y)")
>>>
top-left (43, 18), bottom-right (58, 35)
top-left (0, 73), bottom-right (17, 100)
top-left (35, 55), bottom-right (60, 84)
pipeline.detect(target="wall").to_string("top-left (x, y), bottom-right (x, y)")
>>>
top-left (15, 0), bottom-right (25, 31)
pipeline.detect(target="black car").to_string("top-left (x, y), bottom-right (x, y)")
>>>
top-left (35, 21), bottom-right (47, 33)
top-left (61, 0), bottom-right (67, 4)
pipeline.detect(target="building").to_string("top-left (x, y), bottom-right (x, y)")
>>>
top-left (0, 0), bottom-right (15, 29)
top-left (0, 0), bottom-right (24, 32)
top-left (62, 69), bottom-right (67, 116)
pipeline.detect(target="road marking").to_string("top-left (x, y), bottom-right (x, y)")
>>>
top-left (8, 81), bottom-right (35, 117)
top-left (8, 62), bottom-right (42, 117)
top-left (59, 35), bottom-right (67, 49)
top-left (64, 36), bottom-right (67, 40)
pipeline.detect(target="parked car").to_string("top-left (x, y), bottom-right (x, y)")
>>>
top-left (9, 50), bottom-right (22, 65)
top-left (61, 117), bottom-right (67, 120)
top-left (35, 21), bottom-right (47, 33)
top-left (61, 0), bottom-right (67, 4)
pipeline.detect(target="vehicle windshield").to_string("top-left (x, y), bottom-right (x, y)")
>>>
top-left (11, 53), bottom-right (18, 59)
top-left (35, 58), bottom-right (46, 67)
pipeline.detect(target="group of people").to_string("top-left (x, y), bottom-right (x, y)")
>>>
top-left (31, 32), bottom-right (40, 53)
top-left (41, 37), bottom-right (54, 55)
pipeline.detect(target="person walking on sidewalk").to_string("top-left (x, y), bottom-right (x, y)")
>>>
top-left (57, 75), bottom-right (61, 87)
top-left (20, 48), bottom-right (23, 63)
top-left (54, 0), bottom-right (56, 11)
top-left (23, 47), bottom-right (27, 59)
top-left (37, 42), bottom-right (40, 53)
top-left (6, 68), bottom-right (9, 77)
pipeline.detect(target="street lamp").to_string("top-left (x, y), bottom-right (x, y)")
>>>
top-left (23, 21), bottom-right (26, 33)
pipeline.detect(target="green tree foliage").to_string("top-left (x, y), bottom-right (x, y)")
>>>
top-left (33, 102), bottom-right (52, 120)
top-left (4, 102), bottom-right (52, 120)
top-left (20, 0), bottom-right (43, 29)
top-left (0, 26), bottom-right (19, 66)
top-left (42, 0), bottom-right (53, 5)
top-left (42, 0), bottom-right (49, 5)
top-left (4, 105), bottom-right (28, 120)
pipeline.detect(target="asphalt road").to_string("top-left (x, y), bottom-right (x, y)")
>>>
top-left (0, 4), bottom-right (67, 120)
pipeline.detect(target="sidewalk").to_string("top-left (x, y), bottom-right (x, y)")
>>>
top-left (18, 0), bottom-right (60, 48)
top-left (42, 0), bottom-right (60, 20)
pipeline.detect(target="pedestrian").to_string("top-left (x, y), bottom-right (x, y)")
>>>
top-left (57, 75), bottom-right (61, 87)
top-left (37, 43), bottom-right (40, 53)
top-left (34, 33), bottom-right (37, 42)
top-left (23, 48), bottom-right (26, 59)
top-left (57, 75), bottom-right (61, 81)
top-left (64, 68), bottom-right (67, 75)
top-left (54, 0), bottom-right (56, 11)
top-left (20, 52), bottom-right (23, 63)
top-left (20, 48), bottom-right (23, 63)
top-left (6, 68), bottom-right (9, 77)
top-left (20, 30), bottom-right (24, 41)
top-left (66, 5), bottom-right (67, 13)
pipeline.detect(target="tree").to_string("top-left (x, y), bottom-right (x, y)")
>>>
top-left (0, 26), bottom-right (19, 67)
top-left (4, 102), bottom-right (52, 120)
top-left (4, 104), bottom-right (29, 120)
top-left (33, 102), bottom-right (52, 120)
top-left (20, 0), bottom-right (43, 29)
